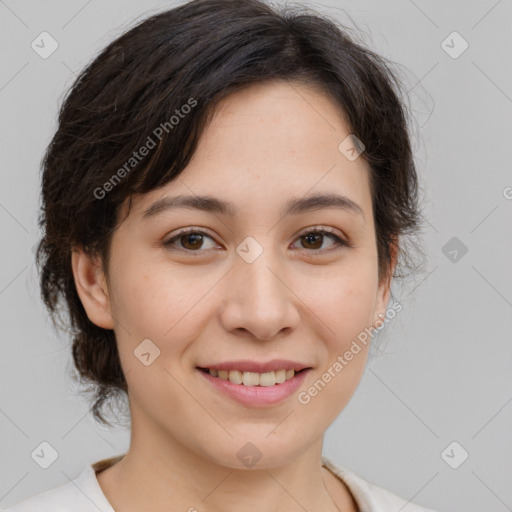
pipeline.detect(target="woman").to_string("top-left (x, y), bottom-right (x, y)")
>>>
top-left (5, 0), bottom-right (436, 510)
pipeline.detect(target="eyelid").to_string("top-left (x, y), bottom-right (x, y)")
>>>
top-left (162, 227), bottom-right (220, 253)
top-left (296, 224), bottom-right (338, 237)
top-left (292, 225), bottom-right (351, 251)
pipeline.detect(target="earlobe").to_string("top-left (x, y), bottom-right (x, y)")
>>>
top-left (71, 248), bottom-right (115, 330)
top-left (374, 278), bottom-right (392, 328)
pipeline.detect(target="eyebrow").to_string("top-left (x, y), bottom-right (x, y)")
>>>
top-left (142, 192), bottom-right (365, 220)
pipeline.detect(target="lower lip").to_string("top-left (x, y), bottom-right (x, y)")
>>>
top-left (197, 368), bottom-right (311, 407)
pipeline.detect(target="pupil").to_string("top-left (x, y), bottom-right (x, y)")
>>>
top-left (304, 233), bottom-right (321, 249)
top-left (184, 233), bottom-right (202, 249)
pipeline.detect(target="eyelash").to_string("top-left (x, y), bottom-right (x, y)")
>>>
top-left (162, 226), bottom-right (350, 256)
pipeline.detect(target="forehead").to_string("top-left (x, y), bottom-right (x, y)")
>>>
top-left (123, 80), bottom-right (373, 224)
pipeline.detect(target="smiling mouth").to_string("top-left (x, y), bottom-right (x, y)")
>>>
top-left (196, 367), bottom-right (310, 387)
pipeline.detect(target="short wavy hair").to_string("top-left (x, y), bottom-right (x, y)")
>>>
top-left (36, 0), bottom-right (426, 426)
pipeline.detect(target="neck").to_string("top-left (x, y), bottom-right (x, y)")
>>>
top-left (96, 413), bottom-right (349, 512)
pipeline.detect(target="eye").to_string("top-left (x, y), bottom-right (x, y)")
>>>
top-left (291, 227), bottom-right (349, 253)
top-left (162, 228), bottom-right (219, 254)
top-left (162, 226), bottom-right (349, 255)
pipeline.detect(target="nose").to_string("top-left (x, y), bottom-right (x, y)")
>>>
top-left (218, 249), bottom-right (300, 341)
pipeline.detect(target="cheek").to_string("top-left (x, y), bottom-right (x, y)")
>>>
top-left (309, 260), bottom-right (378, 341)
top-left (108, 250), bottom-right (179, 333)
top-left (109, 255), bottom-right (217, 368)
top-left (111, 272), bottom-right (163, 335)
top-left (338, 278), bottom-right (377, 337)
top-left (296, 274), bottom-right (375, 424)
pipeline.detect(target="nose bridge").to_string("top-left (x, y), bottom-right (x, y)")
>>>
top-left (220, 236), bottom-right (299, 339)
top-left (244, 249), bottom-right (282, 303)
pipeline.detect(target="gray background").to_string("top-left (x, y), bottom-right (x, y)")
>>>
top-left (1, 1), bottom-right (511, 511)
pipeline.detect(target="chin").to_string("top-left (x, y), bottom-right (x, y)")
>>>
top-left (193, 432), bottom-right (313, 470)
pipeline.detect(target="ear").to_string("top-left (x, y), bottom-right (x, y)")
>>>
top-left (71, 247), bottom-right (114, 330)
top-left (374, 236), bottom-right (398, 321)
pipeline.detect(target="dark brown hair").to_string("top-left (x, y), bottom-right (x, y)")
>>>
top-left (36, 0), bottom-right (425, 426)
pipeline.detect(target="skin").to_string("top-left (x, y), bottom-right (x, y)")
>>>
top-left (72, 79), bottom-right (397, 512)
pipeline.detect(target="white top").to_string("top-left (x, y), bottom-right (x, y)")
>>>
top-left (2, 455), bottom-right (438, 512)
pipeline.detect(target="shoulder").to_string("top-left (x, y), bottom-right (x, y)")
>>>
top-left (2, 465), bottom-right (110, 512)
top-left (2, 479), bottom-right (81, 512)
top-left (322, 456), bottom-right (439, 512)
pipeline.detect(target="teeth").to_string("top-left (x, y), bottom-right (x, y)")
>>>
top-left (242, 372), bottom-right (260, 386)
top-left (229, 369), bottom-right (243, 384)
top-left (208, 368), bottom-right (298, 386)
top-left (275, 369), bottom-right (286, 383)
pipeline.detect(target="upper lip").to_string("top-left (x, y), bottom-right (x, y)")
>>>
top-left (197, 359), bottom-right (312, 373)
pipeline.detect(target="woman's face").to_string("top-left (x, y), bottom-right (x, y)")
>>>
top-left (74, 80), bottom-right (393, 468)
